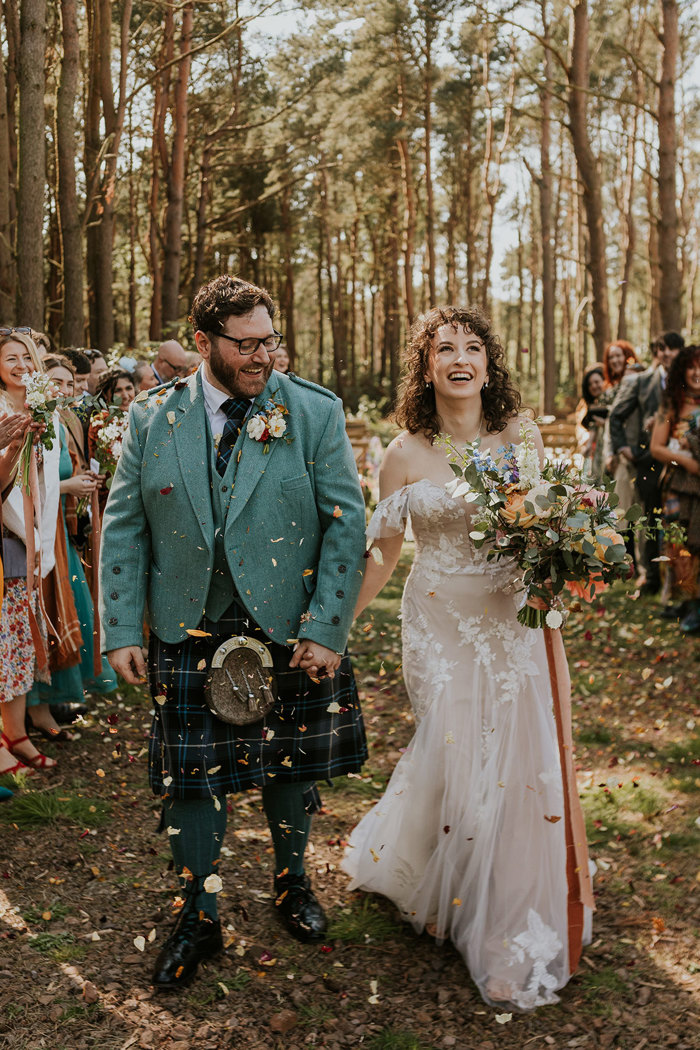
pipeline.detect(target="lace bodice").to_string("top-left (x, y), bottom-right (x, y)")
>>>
top-left (368, 479), bottom-right (517, 585)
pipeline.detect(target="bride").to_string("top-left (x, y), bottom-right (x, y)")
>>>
top-left (342, 306), bottom-right (593, 1011)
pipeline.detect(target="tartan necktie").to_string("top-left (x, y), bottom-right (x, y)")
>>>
top-left (215, 397), bottom-right (250, 477)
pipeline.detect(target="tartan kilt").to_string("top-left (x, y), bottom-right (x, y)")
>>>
top-left (147, 599), bottom-right (367, 801)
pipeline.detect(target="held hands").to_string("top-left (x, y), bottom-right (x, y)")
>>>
top-left (290, 640), bottom-right (341, 680)
top-left (107, 645), bottom-right (147, 685)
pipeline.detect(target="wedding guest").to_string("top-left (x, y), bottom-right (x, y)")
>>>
top-left (26, 357), bottom-right (116, 735)
top-left (94, 369), bottom-right (136, 410)
top-left (576, 365), bottom-right (607, 481)
top-left (133, 360), bottom-right (158, 392)
top-left (650, 345), bottom-right (700, 633)
top-left (61, 349), bottom-right (92, 398)
top-left (343, 305), bottom-right (593, 1012)
top-left (273, 343), bottom-right (291, 374)
top-left (609, 334), bottom-right (682, 594)
top-left (0, 332), bottom-right (59, 773)
top-left (151, 339), bottom-right (188, 384)
top-left (603, 340), bottom-right (638, 390)
top-left (83, 349), bottom-right (109, 395)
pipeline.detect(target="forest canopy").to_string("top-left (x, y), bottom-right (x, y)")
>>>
top-left (2, 0), bottom-right (698, 410)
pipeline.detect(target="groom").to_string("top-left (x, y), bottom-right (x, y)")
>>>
top-left (100, 275), bottom-right (367, 989)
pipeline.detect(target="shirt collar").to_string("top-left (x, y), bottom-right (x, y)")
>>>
top-left (199, 364), bottom-right (252, 415)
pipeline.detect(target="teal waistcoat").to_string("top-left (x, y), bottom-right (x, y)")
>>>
top-left (202, 417), bottom-right (239, 621)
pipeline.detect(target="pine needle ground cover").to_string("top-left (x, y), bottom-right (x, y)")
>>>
top-left (0, 554), bottom-right (698, 1050)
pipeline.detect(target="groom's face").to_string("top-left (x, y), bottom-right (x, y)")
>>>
top-left (197, 304), bottom-right (276, 399)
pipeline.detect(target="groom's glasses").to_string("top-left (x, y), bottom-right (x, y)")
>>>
top-left (211, 330), bottom-right (283, 356)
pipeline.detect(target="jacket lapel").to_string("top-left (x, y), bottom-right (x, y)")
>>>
top-left (173, 372), bottom-right (215, 551)
top-left (225, 376), bottom-right (288, 530)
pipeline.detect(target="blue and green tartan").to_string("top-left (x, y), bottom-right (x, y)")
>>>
top-left (148, 599), bottom-right (367, 801)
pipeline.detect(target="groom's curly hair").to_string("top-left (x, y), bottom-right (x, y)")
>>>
top-left (189, 275), bottom-right (275, 333)
top-left (394, 305), bottom-right (521, 442)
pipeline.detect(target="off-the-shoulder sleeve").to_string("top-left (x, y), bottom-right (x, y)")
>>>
top-left (367, 486), bottom-right (410, 542)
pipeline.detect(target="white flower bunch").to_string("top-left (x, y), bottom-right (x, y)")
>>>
top-left (514, 435), bottom-right (542, 490)
top-left (246, 401), bottom-right (288, 449)
top-left (267, 411), bottom-right (287, 438)
top-left (21, 370), bottom-right (58, 410)
top-left (247, 414), bottom-right (267, 441)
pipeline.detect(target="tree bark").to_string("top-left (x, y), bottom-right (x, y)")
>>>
top-left (538, 3), bottom-right (555, 414)
top-left (17, 0), bottom-right (46, 328)
top-left (567, 0), bottom-right (611, 358)
top-left (56, 0), bottom-right (83, 344)
top-left (657, 0), bottom-right (681, 330)
top-left (161, 1), bottom-right (194, 333)
top-left (0, 42), bottom-right (15, 316)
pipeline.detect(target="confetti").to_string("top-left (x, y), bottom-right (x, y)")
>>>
top-left (333, 505), bottom-right (342, 517)
top-left (95, 768), bottom-right (105, 778)
top-left (167, 826), bottom-right (181, 836)
top-left (167, 411), bottom-right (176, 424)
top-left (544, 815), bottom-right (562, 823)
top-left (327, 701), bottom-right (341, 713)
top-left (160, 485), bottom-right (173, 495)
top-left (186, 628), bottom-right (212, 638)
top-left (203, 874), bottom-right (223, 894)
top-left (154, 694), bottom-right (167, 706)
top-left (495, 1013), bottom-right (513, 1024)
top-left (133, 936), bottom-right (146, 952)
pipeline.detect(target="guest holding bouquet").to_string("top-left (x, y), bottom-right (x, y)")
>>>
top-left (651, 345), bottom-right (700, 634)
top-left (343, 306), bottom-right (593, 1012)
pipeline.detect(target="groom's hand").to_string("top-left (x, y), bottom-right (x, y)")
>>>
top-left (107, 645), bottom-right (147, 684)
top-left (290, 640), bottom-right (341, 680)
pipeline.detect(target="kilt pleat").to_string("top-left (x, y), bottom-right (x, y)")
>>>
top-left (147, 600), bottom-right (367, 800)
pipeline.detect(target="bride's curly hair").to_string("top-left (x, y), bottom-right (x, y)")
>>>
top-left (394, 305), bottom-right (521, 441)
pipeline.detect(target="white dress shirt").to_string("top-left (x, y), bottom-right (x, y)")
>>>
top-left (199, 365), bottom-right (252, 443)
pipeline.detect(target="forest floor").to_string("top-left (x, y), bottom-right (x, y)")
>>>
top-left (1, 553), bottom-right (699, 1050)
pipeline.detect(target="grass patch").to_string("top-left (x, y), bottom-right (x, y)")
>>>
top-left (29, 932), bottom-right (86, 963)
top-left (328, 896), bottom-right (402, 944)
top-left (576, 725), bottom-right (613, 747)
top-left (0, 788), bottom-right (111, 828)
top-left (23, 900), bottom-right (71, 924)
top-left (299, 1003), bottom-right (336, 1027)
top-left (366, 1031), bottom-right (437, 1050)
top-left (328, 771), bottom-right (388, 798)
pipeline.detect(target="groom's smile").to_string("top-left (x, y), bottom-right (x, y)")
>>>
top-left (197, 303), bottom-right (277, 399)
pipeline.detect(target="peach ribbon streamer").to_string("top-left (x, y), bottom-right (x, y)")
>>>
top-left (543, 626), bottom-right (595, 977)
top-left (89, 488), bottom-right (102, 677)
top-left (23, 450), bottom-right (51, 671)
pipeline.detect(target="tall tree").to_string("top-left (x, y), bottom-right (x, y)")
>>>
top-left (657, 0), bottom-right (681, 330)
top-left (17, 0), bottom-right (46, 327)
top-left (56, 0), bottom-right (83, 344)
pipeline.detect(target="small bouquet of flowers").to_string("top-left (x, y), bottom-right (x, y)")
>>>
top-left (16, 370), bottom-right (66, 493)
top-left (246, 399), bottom-right (289, 453)
top-left (444, 426), bottom-right (640, 629)
top-left (88, 406), bottom-right (130, 486)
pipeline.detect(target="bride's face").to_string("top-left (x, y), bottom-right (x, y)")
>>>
top-left (424, 324), bottom-right (488, 401)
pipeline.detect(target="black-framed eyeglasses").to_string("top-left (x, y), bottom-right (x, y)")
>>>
top-left (211, 329), bottom-right (283, 356)
top-left (0, 326), bottom-right (32, 336)
top-left (160, 358), bottom-right (187, 375)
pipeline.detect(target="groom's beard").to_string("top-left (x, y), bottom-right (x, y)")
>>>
top-left (209, 340), bottom-right (274, 399)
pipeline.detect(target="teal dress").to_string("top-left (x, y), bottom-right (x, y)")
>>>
top-left (28, 426), bottom-right (117, 707)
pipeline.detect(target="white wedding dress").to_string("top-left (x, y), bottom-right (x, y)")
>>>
top-left (343, 480), bottom-right (592, 1011)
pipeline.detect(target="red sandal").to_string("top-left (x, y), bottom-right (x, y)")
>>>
top-left (0, 732), bottom-right (56, 772)
top-left (0, 738), bottom-right (34, 777)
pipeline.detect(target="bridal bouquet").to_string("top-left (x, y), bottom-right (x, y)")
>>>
top-left (89, 406), bottom-right (130, 485)
top-left (444, 427), bottom-right (639, 629)
top-left (16, 370), bottom-right (66, 493)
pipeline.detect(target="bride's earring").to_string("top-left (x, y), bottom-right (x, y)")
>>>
top-left (425, 380), bottom-right (432, 390)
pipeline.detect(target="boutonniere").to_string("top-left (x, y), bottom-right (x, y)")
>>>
top-left (246, 399), bottom-right (290, 453)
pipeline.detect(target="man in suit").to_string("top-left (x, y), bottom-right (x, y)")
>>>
top-left (609, 331), bottom-right (683, 592)
top-left (100, 276), bottom-right (367, 989)
top-left (151, 339), bottom-right (189, 384)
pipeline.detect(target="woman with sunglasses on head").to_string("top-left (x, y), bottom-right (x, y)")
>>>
top-left (0, 330), bottom-right (60, 774)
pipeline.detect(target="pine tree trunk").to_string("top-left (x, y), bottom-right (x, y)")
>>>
top-left (56, 0), bottom-right (83, 344)
top-left (539, 12), bottom-right (556, 415)
top-left (567, 0), bottom-right (611, 358)
top-left (422, 15), bottom-right (436, 304)
top-left (17, 0), bottom-right (46, 328)
top-left (0, 43), bottom-right (15, 316)
top-left (280, 186), bottom-right (296, 367)
top-left (657, 0), bottom-right (681, 330)
top-left (161, 1), bottom-right (193, 333)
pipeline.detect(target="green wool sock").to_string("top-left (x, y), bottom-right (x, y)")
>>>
top-left (164, 796), bottom-right (228, 919)
top-left (262, 781), bottom-right (314, 878)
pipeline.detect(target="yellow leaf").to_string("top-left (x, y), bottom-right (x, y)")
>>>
top-left (186, 628), bottom-right (212, 638)
top-left (95, 768), bottom-right (105, 778)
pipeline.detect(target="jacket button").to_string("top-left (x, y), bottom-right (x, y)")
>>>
top-left (113, 566), bottom-right (121, 574)
top-left (110, 592), bottom-right (119, 600)
top-left (221, 485), bottom-right (228, 492)
top-left (108, 617), bottom-right (118, 626)
top-left (336, 589), bottom-right (344, 598)
top-left (338, 564), bottom-right (347, 573)
top-left (331, 615), bottom-right (340, 625)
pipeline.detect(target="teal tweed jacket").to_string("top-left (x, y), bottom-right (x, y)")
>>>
top-left (99, 369), bottom-right (366, 653)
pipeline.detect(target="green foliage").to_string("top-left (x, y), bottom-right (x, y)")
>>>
top-left (328, 896), bottom-right (403, 944)
top-left (0, 788), bottom-right (111, 828)
top-left (29, 932), bottom-right (86, 963)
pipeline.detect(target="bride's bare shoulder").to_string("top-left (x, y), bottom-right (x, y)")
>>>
top-left (380, 430), bottom-right (432, 492)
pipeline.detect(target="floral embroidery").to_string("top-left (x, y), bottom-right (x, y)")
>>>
top-left (507, 908), bottom-right (563, 1008)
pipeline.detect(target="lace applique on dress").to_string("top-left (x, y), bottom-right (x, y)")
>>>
top-left (507, 908), bottom-right (563, 1009)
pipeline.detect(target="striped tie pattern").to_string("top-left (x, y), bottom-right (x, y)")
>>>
top-left (216, 397), bottom-right (250, 476)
